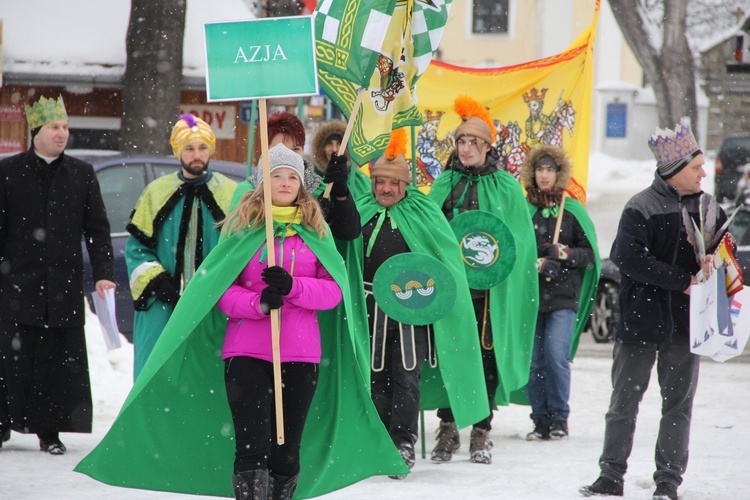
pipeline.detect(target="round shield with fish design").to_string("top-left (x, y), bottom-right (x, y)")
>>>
top-left (450, 210), bottom-right (516, 289)
top-left (372, 253), bottom-right (456, 325)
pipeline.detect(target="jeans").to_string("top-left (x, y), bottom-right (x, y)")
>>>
top-left (527, 309), bottom-right (575, 424)
top-left (598, 341), bottom-right (700, 487)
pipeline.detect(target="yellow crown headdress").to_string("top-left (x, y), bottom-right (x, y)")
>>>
top-left (25, 96), bottom-right (68, 129)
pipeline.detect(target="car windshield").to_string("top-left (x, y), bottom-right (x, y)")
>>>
top-left (721, 137), bottom-right (750, 165)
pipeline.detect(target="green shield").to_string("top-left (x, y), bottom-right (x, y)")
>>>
top-left (450, 210), bottom-right (517, 289)
top-left (373, 253), bottom-right (457, 326)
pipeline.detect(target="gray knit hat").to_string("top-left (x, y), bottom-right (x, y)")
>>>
top-left (254, 143), bottom-right (305, 186)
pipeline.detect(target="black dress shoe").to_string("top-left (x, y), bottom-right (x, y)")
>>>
top-left (39, 437), bottom-right (66, 455)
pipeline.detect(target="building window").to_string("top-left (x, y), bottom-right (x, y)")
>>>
top-left (472, 0), bottom-right (509, 34)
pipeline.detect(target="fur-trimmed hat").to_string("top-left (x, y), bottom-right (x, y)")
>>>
top-left (520, 145), bottom-right (572, 206)
top-left (170, 114), bottom-right (216, 158)
top-left (454, 95), bottom-right (495, 145)
top-left (648, 122), bottom-right (702, 179)
top-left (311, 120), bottom-right (347, 173)
top-left (371, 128), bottom-right (412, 184)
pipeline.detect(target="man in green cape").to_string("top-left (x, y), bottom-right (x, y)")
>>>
top-left (427, 95), bottom-right (539, 465)
top-left (355, 141), bottom-right (489, 476)
top-left (75, 222), bottom-right (407, 498)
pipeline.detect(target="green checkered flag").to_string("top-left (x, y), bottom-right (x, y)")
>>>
top-left (315, 0), bottom-right (398, 87)
top-left (315, 0), bottom-right (453, 166)
top-left (411, 0), bottom-right (452, 79)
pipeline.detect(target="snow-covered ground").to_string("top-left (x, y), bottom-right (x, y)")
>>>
top-left (3, 152), bottom-right (749, 500)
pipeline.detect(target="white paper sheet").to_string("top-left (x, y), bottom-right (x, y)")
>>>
top-left (91, 289), bottom-right (122, 350)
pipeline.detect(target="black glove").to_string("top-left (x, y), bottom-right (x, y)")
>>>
top-left (543, 242), bottom-right (571, 260)
top-left (154, 280), bottom-right (180, 304)
top-left (323, 152), bottom-right (350, 198)
top-left (536, 257), bottom-right (561, 280)
top-left (262, 266), bottom-right (293, 295)
top-left (259, 286), bottom-right (284, 315)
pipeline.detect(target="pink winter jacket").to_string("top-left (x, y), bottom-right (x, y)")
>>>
top-left (217, 234), bottom-right (342, 363)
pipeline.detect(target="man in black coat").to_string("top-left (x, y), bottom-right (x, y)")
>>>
top-left (0, 96), bottom-right (115, 455)
top-left (580, 122), bottom-right (724, 500)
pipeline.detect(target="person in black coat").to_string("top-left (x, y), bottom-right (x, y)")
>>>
top-left (520, 145), bottom-right (596, 442)
top-left (0, 96), bottom-right (115, 455)
top-left (580, 122), bottom-right (724, 500)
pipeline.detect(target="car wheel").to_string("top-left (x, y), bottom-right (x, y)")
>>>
top-left (589, 281), bottom-right (619, 343)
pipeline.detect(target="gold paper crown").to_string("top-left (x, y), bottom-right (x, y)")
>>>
top-left (25, 96), bottom-right (68, 129)
top-left (648, 122), bottom-right (700, 168)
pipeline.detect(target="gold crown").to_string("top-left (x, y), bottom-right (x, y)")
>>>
top-left (25, 96), bottom-right (68, 129)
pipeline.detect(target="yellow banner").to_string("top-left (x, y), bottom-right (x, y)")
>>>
top-left (411, 3), bottom-right (599, 202)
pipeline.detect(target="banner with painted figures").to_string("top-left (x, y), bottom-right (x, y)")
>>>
top-left (412, 0), bottom-right (599, 202)
top-left (315, 0), bottom-right (453, 166)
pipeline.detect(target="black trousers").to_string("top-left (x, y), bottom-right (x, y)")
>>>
top-left (224, 356), bottom-right (318, 476)
top-left (437, 294), bottom-right (498, 430)
top-left (370, 320), bottom-right (429, 447)
top-left (0, 320), bottom-right (92, 434)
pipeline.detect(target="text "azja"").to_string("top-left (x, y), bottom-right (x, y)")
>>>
top-left (234, 45), bottom-right (288, 63)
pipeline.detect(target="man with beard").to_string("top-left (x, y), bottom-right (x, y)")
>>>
top-left (0, 95), bottom-right (115, 455)
top-left (125, 114), bottom-right (237, 379)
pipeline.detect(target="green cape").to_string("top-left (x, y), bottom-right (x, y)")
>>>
top-left (526, 197), bottom-right (602, 357)
top-left (356, 186), bottom-right (490, 428)
top-left (429, 169), bottom-right (540, 406)
top-left (75, 226), bottom-right (407, 498)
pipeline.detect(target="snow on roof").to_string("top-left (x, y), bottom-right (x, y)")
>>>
top-left (695, 10), bottom-right (750, 54)
top-left (1, 0), bottom-right (255, 80)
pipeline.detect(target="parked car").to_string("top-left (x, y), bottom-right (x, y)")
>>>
top-left (78, 152), bottom-right (248, 342)
top-left (588, 204), bottom-right (750, 343)
top-left (586, 258), bottom-right (620, 343)
top-left (714, 133), bottom-right (750, 204)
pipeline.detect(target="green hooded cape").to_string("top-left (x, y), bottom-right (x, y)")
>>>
top-left (75, 225), bottom-right (407, 498)
top-left (355, 186), bottom-right (490, 427)
top-left (429, 169), bottom-right (539, 406)
top-left (526, 197), bottom-right (601, 358)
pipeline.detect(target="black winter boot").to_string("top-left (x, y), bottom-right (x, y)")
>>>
top-left (232, 469), bottom-right (269, 500)
top-left (268, 471), bottom-right (299, 500)
top-left (579, 476), bottom-right (624, 497)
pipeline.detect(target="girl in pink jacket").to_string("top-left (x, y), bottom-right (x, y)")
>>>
top-left (217, 143), bottom-right (342, 500)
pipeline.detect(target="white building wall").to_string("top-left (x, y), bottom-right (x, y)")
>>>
top-left (538, 0), bottom-right (574, 59)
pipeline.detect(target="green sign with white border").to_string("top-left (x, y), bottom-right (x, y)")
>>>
top-left (203, 16), bottom-right (318, 102)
